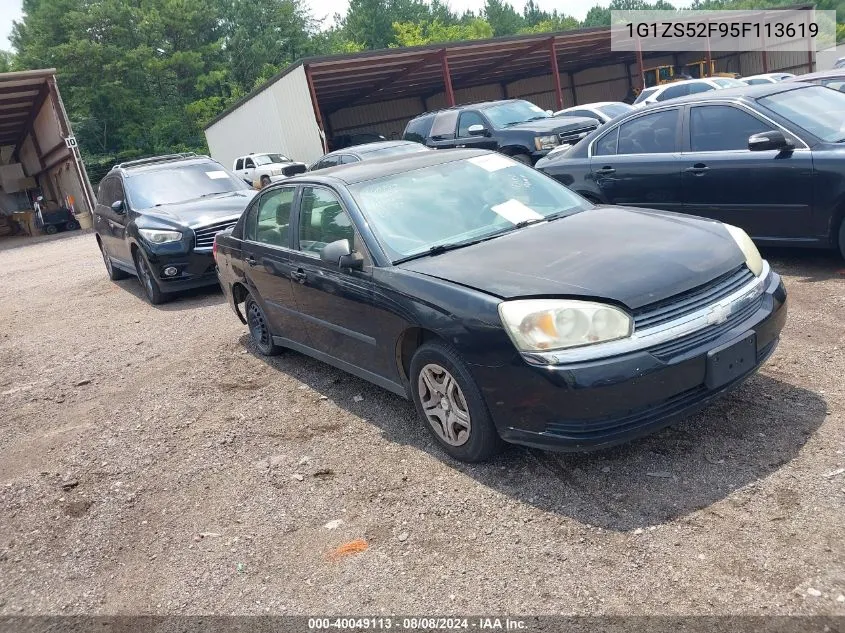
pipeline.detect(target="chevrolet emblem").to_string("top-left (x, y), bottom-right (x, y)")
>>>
top-left (707, 303), bottom-right (731, 326)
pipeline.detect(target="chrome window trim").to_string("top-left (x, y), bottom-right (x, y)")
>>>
top-left (687, 102), bottom-right (810, 151)
top-left (518, 261), bottom-right (771, 366)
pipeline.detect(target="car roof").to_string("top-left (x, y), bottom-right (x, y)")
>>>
top-left (408, 99), bottom-right (528, 120)
top-left (112, 156), bottom-right (220, 175)
top-left (784, 69), bottom-right (845, 82)
top-left (322, 140), bottom-right (419, 159)
top-left (295, 148), bottom-right (489, 185)
top-left (655, 80), bottom-right (810, 106)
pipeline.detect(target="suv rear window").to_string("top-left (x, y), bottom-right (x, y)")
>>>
top-left (403, 114), bottom-right (435, 144)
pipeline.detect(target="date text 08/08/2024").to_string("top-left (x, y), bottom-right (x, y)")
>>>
top-left (308, 617), bottom-right (528, 630)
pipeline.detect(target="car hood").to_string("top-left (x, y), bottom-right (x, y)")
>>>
top-left (503, 116), bottom-right (599, 134)
top-left (397, 206), bottom-right (746, 310)
top-left (139, 190), bottom-right (256, 228)
top-left (263, 161), bottom-right (306, 168)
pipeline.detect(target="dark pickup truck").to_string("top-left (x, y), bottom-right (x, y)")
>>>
top-left (402, 99), bottom-right (599, 165)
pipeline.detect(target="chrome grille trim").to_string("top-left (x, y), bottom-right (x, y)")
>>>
top-left (521, 261), bottom-right (770, 366)
top-left (193, 219), bottom-right (239, 250)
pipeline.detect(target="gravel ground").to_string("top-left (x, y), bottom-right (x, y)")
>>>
top-left (0, 230), bottom-right (843, 616)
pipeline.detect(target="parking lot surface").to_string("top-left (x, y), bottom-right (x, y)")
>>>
top-left (0, 231), bottom-right (843, 615)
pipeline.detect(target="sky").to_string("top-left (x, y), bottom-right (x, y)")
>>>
top-left (0, 0), bottom-right (614, 51)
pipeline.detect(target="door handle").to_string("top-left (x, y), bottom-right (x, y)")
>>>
top-left (595, 166), bottom-right (616, 175)
top-left (291, 269), bottom-right (307, 283)
top-left (684, 164), bottom-right (709, 175)
top-left (245, 256), bottom-right (257, 267)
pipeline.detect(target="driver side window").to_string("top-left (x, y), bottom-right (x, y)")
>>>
top-left (297, 187), bottom-right (366, 260)
top-left (458, 111), bottom-right (485, 137)
top-left (244, 158), bottom-right (255, 169)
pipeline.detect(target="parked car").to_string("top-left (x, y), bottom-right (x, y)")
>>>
top-left (308, 140), bottom-right (429, 171)
top-left (94, 153), bottom-right (256, 304)
top-left (740, 73), bottom-right (795, 85)
top-left (633, 77), bottom-right (748, 107)
top-left (834, 57), bottom-right (845, 69)
top-left (784, 69), bottom-right (845, 92)
top-left (214, 149), bottom-right (786, 462)
top-left (402, 99), bottom-right (599, 165)
top-left (535, 82), bottom-right (845, 258)
top-left (553, 102), bottom-right (633, 125)
top-left (328, 132), bottom-right (387, 151)
top-left (232, 153), bottom-right (307, 188)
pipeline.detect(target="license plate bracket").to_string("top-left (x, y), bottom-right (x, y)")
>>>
top-left (705, 331), bottom-right (757, 390)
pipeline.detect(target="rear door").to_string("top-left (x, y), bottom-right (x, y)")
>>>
top-left (96, 176), bottom-right (132, 265)
top-left (680, 103), bottom-right (813, 239)
top-left (288, 185), bottom-right (387, 376)
top-left (241, 186), bottom-right (312, 344)
top-left (242, 157), bottom-right (256, 183)
top-left (588, 106), bottom-right (684, 211)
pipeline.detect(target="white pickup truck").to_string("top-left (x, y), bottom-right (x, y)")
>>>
top-left (232, 153), bottom-right (307, 188)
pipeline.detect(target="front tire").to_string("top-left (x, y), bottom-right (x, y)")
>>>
top-left (409, 340), bottom-right (503, 462)
top-left (245, 295), bottom-right (282, 356)
top-left (43, 224), bottom-right (57, 235)
top-left (133, 249), bottom-right (167, 305)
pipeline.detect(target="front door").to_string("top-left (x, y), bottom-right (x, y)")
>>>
top-left (96, 176), bottom-right (132, 265)
top-left (589, 107), bottom-right (684, 212)
top-left (289, 185), bottom-right (386, 376)
top-left (454, 111), bottom-right (498, 150)
top-left (241, 186), bottom-right (312, 344)
top-left (680, 104), bottom-right (814, 240)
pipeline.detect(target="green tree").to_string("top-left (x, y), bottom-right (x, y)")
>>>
top-left (484, 0), bottom-right (525, 36)
top-left (0, 51), bottom-right (13, 73)
top-left (392, 18), bottom-right (493, 45)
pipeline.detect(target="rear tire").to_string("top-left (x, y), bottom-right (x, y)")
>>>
top-left (99, 240), bottom-right (129, 280)
top-left (44, 224), bottom-right (57, 235)
top-left (133, 249), bottom-right (167, 305)
top-left (245, 295), bottom-right (282, 356)
top-left (511, 153), bottom-right (532, 165)
top-left (409, 340), bottom-right (503, 462)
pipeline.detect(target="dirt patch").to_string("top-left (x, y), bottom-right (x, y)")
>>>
top-left (0, 233), bottom-right (842, 615)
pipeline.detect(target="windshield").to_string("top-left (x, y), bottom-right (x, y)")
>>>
top-left (634, 87), bottom-right (658, 104)
top-left (348, 154), bottom-right (591, 263)
top-left (125, 163), bottom-right (249, 208)
top-left (758, 86), bottom-right (845, 142)
top-left (253, 154), bottom-right (290, 165)
top-left (712, 78), bottom-right (746, 88)
top-left (597, 103), bottom-right (633, 118)
top-left (483, 100), bottom-right (549, 127)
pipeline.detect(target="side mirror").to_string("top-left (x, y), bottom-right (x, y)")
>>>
top-left (748, 130), bottom-right (793, 152)
top-left (320, 238), bottom-right (364, 271)
top-left (467, 124), bottom-right (488, 137)
top-left (111, 200), bottom-right (125, 214)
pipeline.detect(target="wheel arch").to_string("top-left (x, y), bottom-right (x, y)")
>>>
top-left (395, 326), bottom-right (448, 387)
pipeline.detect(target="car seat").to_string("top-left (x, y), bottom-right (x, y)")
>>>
top-left (255, 200), bottom-right (291, 247)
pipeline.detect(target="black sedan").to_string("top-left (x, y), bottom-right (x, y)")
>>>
top-left (308, 140), bottom-right (428, 171)
top-left (214, 150), bottom-right (786, 462)
top-left (535, 82), bottom-right (845, 259)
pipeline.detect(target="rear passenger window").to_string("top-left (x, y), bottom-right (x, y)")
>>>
top-left (429, 111), bottom-right (459, 139)
top-left (594, 128), bottom-right (619, 156)
top-left (688, 83), bottom-right (714, 94)
top-left (246, 188), bottom-right (295, 247)
top-left (656, 83), bottom-right (690, 102)
top-left (617, 109), bottom-right (679, 154)
top-left (403, 115), bottom-right (435, 144)
top-left (339, 155), bottom-right (360, 165)
top-left (690, 105), bottom-right (773, 152)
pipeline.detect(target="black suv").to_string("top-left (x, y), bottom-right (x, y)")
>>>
top-left (94, 153), bottom-right (256, 304)
top-left (402, 99), bottom-right (599, 165)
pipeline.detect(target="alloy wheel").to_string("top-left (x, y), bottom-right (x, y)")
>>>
top-left (136, 254), bottom-right (154, 298)
top-left (417, 363), bottom-right (471, 446)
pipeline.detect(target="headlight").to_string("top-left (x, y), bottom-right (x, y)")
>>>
top-left (723, 224), bottom-right (763, 277)
top-left (534, 135), bottom-right (560, 151)
top-left (498, 299), bottom-right (632, 352)
top-left (138, 229), bottom-right (182, 244)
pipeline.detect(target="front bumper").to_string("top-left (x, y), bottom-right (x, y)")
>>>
top-left (471, 271), bottom-right (787, 452)
top-left (142, 245), bottom-right (219, 291)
